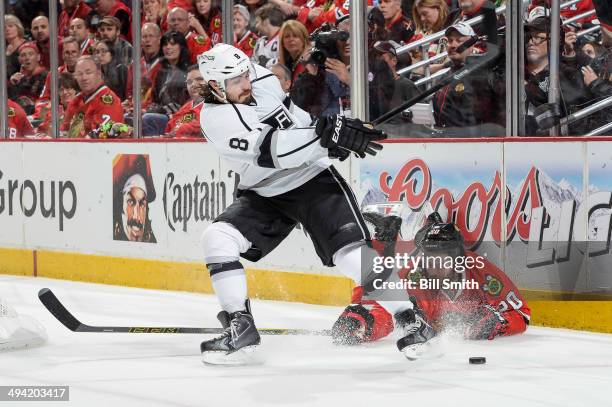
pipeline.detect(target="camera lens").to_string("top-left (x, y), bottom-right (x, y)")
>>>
top-left (310, 49), bottom-right (326, 65)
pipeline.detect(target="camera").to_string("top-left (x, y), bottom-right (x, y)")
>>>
top-left (590, 51), bottom-right (611, 79)
top-left (309, 23), bottom-right (349, 67)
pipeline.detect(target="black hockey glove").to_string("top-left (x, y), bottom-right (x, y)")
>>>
top-left (328, 146), bottom-right (351, 161)
top-left (316, 114), bottom-right (387, 159)
top-left (465, 304), bottom-right (508, 340)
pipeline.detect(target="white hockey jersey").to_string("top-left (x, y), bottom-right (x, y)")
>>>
top-left (200, 64), bottom-right (331, 197)
top-left (251, 33), bottom-right (280, 68)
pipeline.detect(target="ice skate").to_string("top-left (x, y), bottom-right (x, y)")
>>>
top-left (201, 301), bottom-right (261, 366)
top-left (394, 308), bottom-right (437, 361)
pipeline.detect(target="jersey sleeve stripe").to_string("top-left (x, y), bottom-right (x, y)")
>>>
top-left (276, 133), bottom-right (321, 158)
top-left (251, 73), bottom-right (275, 84)
top-left (230, 103), bottom-right (253, 131)
top-left (282, 96), bottom-right (291, 108)
top-left (256, 126), bottom-right (277, 168)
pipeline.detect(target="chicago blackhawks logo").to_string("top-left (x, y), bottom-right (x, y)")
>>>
top-left (483, 275), bottom-right (503, 296)
top-left (181, 112), bottom-right (195, 123)
top-left (101, 94), bottom-right (114, 105)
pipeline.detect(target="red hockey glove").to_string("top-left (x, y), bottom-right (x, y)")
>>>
top-left (332, 303), bottom-right (393, 345)
top-left (465, 304), bottom-right (508, 340)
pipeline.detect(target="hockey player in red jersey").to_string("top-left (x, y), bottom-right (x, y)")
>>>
top-left (333, 212), bottom-right (530, 347)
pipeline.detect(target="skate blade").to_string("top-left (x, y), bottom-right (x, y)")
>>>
top-left (402, 338), bottom-right (443, 361)
top-left (202, 346), bottom-right (261, 366)
top-left (402, 342), bottom-right (430, 361)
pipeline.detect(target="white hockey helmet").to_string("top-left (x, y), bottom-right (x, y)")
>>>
top-left (197, 43), bottom-right (251, 102)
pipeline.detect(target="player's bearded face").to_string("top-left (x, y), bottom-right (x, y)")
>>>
top-left (123, 187), bottom-right (148, 241)
top-left (225, 72), bottom-right (252, 104)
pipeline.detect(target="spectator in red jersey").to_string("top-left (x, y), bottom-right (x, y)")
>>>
top-left (143, 31), bottom-right (191, 136)
top-left (69, 17), bottom-right (96, 56)
top-left (190, 0), bottom-right (222, 46)
top-left (378, 0), bottom-right (416, 44)
top-left (8, 42), bottom-right (48, 115)
top-left (140, 23), bottom-right (162, 86)
top-left (37, 72), bottom-right (80, 136)
top-left (332, 213), bottom-right (530, 346)
top-left (4, 15), bottom-right (27, 80)
top-left (7, 99), bottom-right (35, 139)
top-left (167, 7), bottom-right (211, 63)
top-left (141, 23), bottom-right (163, 68)
top-left (143, 0), bottom-right (168, 32)
top-left (136, 22), bottom-right (163, 92)
top-left (233, 5), bottom-right (258, 58)
top-left (60, 56), bottom-right (124, 138)
top-left (97, 16), bottom-right (133, 65)
top-left (59, 0), bottom-right (92, 37)
top-left (85, 0), bottom-right (132, 41)
top-left (93, 39), bottom-right (129, 100)
top-left (277, 20), bottom-right (309, 82)
top-left (164, 65), bottom-right (205, 138)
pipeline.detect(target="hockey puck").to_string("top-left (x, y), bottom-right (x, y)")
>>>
top-left (469, 357), bottom-right (486, 365)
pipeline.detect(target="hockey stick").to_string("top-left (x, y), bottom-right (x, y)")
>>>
top-left (38, 288), bottom-right (331, 336)
top-left (372, 41), bottom-right (500, 126)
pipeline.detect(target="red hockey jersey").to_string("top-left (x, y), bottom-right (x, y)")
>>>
top-left (60, 84), bottom-right (124, 138)
top-left (7, 99), bottom-right (35, 138)
top-left (186, 31), bottom-right (212, 64)
top-left (235, 31), bottom-right (258, 58)
top-left (351, 251), bottom-right (530, 341)
top-left (165, 100), bottom-right (204, 138)
top-left (399, 252), bottom-right (530, 338)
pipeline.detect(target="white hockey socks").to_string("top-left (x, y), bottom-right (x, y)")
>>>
top-left (333, 244), bottom-right (413, 315)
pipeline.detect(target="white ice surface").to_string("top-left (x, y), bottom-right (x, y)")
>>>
top-left (1, 275), bottom-right (612, 407)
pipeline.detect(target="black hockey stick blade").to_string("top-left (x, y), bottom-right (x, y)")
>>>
top-left (38, 288), bottom-right (331, 336)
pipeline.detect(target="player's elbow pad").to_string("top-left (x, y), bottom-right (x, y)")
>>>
top-left (256, 126), bottom-right (326, 169)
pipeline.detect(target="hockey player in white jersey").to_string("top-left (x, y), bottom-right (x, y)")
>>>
top-left (197, 44), bottom-right (434, 364)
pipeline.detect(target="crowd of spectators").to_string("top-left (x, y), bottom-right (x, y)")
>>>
top-left (3, 0), bottom-right (611, 139)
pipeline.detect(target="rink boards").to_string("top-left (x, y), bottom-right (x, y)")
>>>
top-left (1, 138), bottom-right (612, 332)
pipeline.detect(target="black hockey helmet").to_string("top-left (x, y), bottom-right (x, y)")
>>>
top-left (417, 222), bottom-right (465, 257)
